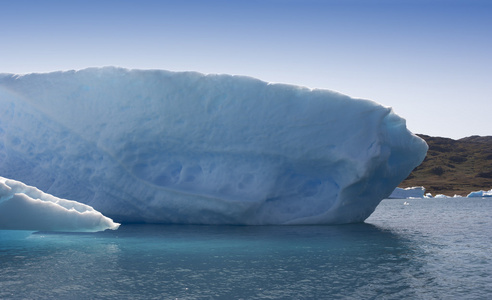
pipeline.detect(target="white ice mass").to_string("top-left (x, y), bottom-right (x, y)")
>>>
top-left (467, 189), bottom-right (492, 198)
top-left (389, 187), bottom-right (426, 199)
top-left (0, 176), bottom-right (119, 232)
top-left (0, 67), bottom-right (428, 225)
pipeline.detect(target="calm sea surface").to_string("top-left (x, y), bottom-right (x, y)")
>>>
top-left (1, 197), bottom-right (491, 299)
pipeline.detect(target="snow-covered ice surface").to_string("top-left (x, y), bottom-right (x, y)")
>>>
top-left (388, 186), bottom-right (426, 199)
top-left (0, 176), bottom-right (119, 232)
top-left (0, 67), bottom-right (427, 224)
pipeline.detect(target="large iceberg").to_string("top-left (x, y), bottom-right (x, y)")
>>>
top-left (0, 67), bottom-right (427, 225)
top-left (0, 176), bottom-right (119, 232)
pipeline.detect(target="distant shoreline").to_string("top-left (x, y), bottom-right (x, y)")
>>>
top-left (400, 134), bottom-right (492, 196)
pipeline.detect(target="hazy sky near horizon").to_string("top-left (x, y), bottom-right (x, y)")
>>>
top-left (1, 0), bottom-right (491, 139)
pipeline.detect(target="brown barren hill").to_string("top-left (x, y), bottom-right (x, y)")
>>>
top-left (399, 134), bottom-right (492, 196)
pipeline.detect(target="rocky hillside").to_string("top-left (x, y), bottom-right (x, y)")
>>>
top-left (399, 134), bottom-right (492, 196)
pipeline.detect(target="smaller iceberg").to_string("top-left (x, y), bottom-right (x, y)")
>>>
top-left (0, 176), bottom-right (120, 232)
top-left (389, 187), bottom-right (426, 199)
top-left (467, 189), bottom-right (492, 198)
top-left (434, 194), bottom-right (451, 198)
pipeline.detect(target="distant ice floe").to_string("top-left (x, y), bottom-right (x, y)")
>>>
top-left (0, 176), bottom-right (120, 232)
top-left (390, 186), bottom-right (492, 199)
top-left (388, 187), bottom-right (426, 199)
top-left (467, 189), bottom-right (492, 198)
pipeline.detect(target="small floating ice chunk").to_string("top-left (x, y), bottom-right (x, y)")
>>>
top-left (0, 176), bottom-right (120, 232)
top-left (467, 189), bottom-right (492, 198)
top-left (434, 194), bottom-right (451, 199)
top-left (389, 187), bottom-right (426, 199)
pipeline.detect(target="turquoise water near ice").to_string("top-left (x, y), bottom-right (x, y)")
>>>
top-left (1, 197), bottom-right (491, 299)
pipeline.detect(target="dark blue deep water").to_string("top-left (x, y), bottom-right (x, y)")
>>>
top-left (1, 198), bottom-right (491, 299)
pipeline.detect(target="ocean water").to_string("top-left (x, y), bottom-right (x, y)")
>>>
top-left (1, 198), bottom-right (491, 299)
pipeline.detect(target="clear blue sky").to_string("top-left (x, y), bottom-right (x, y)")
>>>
top-left (1, 0), bottom-right (491, 139)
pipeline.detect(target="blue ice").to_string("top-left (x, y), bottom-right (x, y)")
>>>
top-left (0, 67), bottom-right (427, 226)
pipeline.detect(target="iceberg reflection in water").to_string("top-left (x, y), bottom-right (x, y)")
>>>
top-left (1, 198), bottom-right (491, 299)
top-left (1, 224), bottom-right (414, 299)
